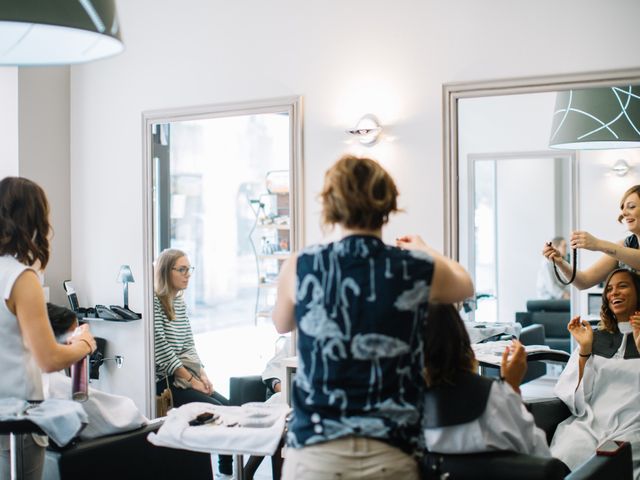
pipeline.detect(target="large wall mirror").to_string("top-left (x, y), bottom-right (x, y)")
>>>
top-left (142, 97), bottom-right (303, 416)
top-left (444, 69), bottom-right (640, 326)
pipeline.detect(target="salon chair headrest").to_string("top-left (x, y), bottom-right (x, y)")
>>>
top-left (526, 299), bottom-right (570, 313)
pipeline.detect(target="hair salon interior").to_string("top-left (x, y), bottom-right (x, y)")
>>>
top-left (2, 1), bottom-right (640, 479)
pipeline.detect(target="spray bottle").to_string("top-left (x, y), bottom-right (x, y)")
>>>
top-left (70, 327), bottom-right (89, 402)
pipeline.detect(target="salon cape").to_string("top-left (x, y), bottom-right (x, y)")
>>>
top-left (551, 325), bottom-right (640, 478)
top-left (423, 380), bottom-right (550, 456)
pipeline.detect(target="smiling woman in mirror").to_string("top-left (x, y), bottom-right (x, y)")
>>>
top-left (543, 185), bottom-right (640, 289)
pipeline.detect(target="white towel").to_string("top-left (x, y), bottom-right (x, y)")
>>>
top-left (44, 372), bottom-right (148, 440)
top-left (147, 402), bottom-right (290, 456)
top-left (0, 398), bottom-right (87, 447)
top-left (0, 398), bottom-right (27, 417)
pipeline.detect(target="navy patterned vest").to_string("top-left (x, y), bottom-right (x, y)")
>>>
top-left (287, 235), bottom-right (434, 455)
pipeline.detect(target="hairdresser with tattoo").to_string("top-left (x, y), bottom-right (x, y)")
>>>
top-left (542, 185), bottom-right (640, 289)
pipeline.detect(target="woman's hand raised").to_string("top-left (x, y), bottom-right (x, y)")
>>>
top-left (630, 311), bottom-right (640, 353)
top-left (500, 340), bottom-right (527, 394)
top-left (542, 242), bottom-right (563, 262)
top-left (396, 235), bottom-right (427, 251)
top-left (570, 231), bottom-right (601, 252)
top-left (567, 316), bottom-right (593, 355)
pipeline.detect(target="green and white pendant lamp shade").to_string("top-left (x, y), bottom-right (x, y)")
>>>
top-left (549, 85), bottom-right (640, 150)
top-left (0, 0), bottom-right (123, 65)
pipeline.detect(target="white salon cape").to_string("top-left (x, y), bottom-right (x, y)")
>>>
top-left (423, 381), bottom-right (550, 456)
top-left (551, 324), bottom-right (640, 479)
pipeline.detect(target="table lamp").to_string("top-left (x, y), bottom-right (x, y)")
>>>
top-left (116, 265), bottom-right (134, 308)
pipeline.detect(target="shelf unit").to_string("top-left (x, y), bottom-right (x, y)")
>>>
top-left (249, 173), bottom-right (292, 324)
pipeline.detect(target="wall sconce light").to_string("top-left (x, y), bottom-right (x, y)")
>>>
top-left (549, 85), bottom-right (640, 150)
top-left (0, 0), bottom-right (124, 65)
top-left (346, 114), bottom-right (383, 146)
top-left (612, 159), bottom-right (631, 176)
top-left (116, 265), bottom-right (134, 309)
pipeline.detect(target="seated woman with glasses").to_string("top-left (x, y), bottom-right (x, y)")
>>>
top-left (153, 248), bottom-right (232, 476)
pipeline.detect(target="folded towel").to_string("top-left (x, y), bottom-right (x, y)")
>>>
top-left (147, 401), bottom-right (290, 456)
top-left (0, 397), bottom-right (87, 447)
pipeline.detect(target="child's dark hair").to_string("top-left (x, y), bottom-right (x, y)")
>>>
top-left (423, 304), bottom-right (476, 387)
top-left (47, 303), bottom-right (78, 337)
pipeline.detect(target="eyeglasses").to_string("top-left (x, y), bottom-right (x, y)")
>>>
top-left (172, 266), bottom-right (195, 275)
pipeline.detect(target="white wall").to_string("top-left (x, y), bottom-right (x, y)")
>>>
top-left (68, 0), bottom-right (640, 411)
top-left (0, 67), bottom-right (19, 178)
top-left (18, 67), bottom-right (71, 305)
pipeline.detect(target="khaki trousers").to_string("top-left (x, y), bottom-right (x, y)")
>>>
top-left (282, 436), bottom-right (419, 480)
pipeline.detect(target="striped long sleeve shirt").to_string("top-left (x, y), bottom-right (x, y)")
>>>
top-left (154, 294), bottom-right (202, 381)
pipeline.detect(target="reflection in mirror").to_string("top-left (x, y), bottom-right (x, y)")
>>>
top-left (458, 92), bottom-right (575, 323)
top-left (445, 70), bottom-right (640, 328)
top-left (143, 98), bottom-right (302, 417)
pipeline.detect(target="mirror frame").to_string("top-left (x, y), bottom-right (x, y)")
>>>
top-left (443, 68), bottom-right (640, 260)
top-left (141, 96), bottom-right (304, 416)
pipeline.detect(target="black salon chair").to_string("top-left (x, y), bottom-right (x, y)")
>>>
top-left (228, 375), bottom-right (282, 480)
top-left (422, 397), bottom-right (632, 479)
top-left (46, 421), bottom-right (213, 480)
top-left (479, 323), bottom-right (551, 384)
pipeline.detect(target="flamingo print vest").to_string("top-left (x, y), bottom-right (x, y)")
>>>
top-left (288, 235), bottom-right (434, 455)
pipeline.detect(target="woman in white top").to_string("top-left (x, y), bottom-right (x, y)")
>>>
top-left (422, 304), bottom-right (550, 458)
top-left (0, 177), bottom-right (96, 480)
top-left (551, 268), bottom-right (640, 478)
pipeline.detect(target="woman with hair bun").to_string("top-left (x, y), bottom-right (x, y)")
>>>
top-left (0, 177), bottom-right (96, 480)
top-left (273, 155), bottom-right (474, 479)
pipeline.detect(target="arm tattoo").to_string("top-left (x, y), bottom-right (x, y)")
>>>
top-left (604, 248), bottom-right (617, 255)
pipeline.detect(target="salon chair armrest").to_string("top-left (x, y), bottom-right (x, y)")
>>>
top-left (525, 397), bottom-right (571, 445)
top-left (422, 451), bottom-right (570, 480)
top-left (565, 442), bottom-right (633, 480)
top-left (229, 375), bottom-right (267, 406)
top-left (47, 421), bottom-right (213, 480)
top-left (424, 445), bottom-right (632, 480)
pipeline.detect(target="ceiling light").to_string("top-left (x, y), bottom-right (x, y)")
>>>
top-left (549, 86), bottom-right (640, 150)
top-left (0, 0), bottom-right (124, 65)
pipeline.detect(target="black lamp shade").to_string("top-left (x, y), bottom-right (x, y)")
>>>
top-left (0, 0), bottom-right (123, 65)
top-left (549, 85), bottom-right (640, 150)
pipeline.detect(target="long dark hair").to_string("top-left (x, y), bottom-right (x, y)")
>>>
top-left (599, 268), bottom-right (640, 333)
top-left (0, 177), bottom-right (51, 268)
top-left (423, 304), bottom-right (476, 387)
